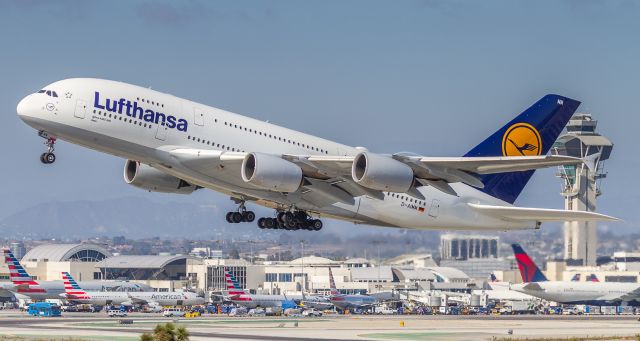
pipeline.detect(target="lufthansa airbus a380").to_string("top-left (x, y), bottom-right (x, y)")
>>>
top-left (16, 78), bottom-right (617, 231)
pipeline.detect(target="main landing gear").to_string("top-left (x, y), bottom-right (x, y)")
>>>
top-left (39, 132), bottom-right (56, 164)
top-left (225, 201), bottom-right (255, 224)
top-left (257, 210), bottom-right (323, 231)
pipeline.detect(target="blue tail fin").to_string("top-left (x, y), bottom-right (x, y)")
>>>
top-left (465, 94), bottom-right (580, 203)
top-left (512, 243), bottom-right (548, 282)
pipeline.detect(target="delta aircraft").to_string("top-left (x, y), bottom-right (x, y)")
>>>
top-left (61, 272), bottom-right (204, 307)
top-left (510, 244), bottom-right (640, 306)
top-left (2, 249), bottom-right (149, 300)
top-left (17, 79), bottom-right (618, 231)
top-left (223, 268), bottom-right (297, 309)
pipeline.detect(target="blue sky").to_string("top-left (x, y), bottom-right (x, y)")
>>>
top-left (0, 1), bottom-right (638, 233)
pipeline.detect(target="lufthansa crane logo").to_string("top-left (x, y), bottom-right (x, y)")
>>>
top-left (502, 123), bottom-right (541, 156)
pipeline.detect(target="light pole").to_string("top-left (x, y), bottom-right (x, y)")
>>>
top-left (300, 240), bottom-right (305, 292)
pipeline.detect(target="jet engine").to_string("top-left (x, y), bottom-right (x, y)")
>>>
top-left (241, 152), bottom-right (302, 192)
top-left (351, 152), bottom-right (414, 192)
top-left (124, 160), bottom-right (197, 194)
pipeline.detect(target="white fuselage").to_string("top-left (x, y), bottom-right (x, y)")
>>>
top-left (9, 280), bottom-right (150, 301)
top-left (511, 281), bottom-right (640, 306)
top-left (229, 294), bottom-right (294, 309)
top-left (17, 78), bottom-right (532, 230)
top-left (67, 291), bottom-right (204, 306)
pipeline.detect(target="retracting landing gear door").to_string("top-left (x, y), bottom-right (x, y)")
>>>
top-left (155, 122), bottom-right (168, 140)
top-left (428, 199), bottom-right (440, 218)
top-left (74, 99), bottom-right (87, 118)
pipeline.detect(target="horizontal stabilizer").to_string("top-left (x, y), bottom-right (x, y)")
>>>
top-left (469, 203), bottom-right (619, 222)
top-left (417, 155), bottom-right (582, 174)
top-left (521, 282), bottom-right (544, 291)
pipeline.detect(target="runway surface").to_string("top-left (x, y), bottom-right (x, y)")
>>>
top-left (1, 311), bottom-right (640, 340)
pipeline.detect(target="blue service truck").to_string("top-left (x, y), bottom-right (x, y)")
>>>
top-left (27, 302), bottom-right (62, 317)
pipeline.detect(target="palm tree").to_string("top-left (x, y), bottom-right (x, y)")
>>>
top-left (176, 325), bottom-right (189, 341)
top-left (140, 322), bottom-right (189, 341)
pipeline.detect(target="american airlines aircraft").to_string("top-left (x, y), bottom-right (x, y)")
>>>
top-left (510, 244), bottom-right (640, 306)
top-left (61, 272), bottom-right (204, 307)
top-left (223, 268), bottom-right (297, 309)
top-left (327, 267), bottom-right (376, 311)
top-left (16, 79), bottom-right (617, 231)
top-left (2, 249), bottom-right (149, 300)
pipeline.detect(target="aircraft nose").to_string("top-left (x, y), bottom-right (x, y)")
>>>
top-left (16, 96), bottom-right (30, 117)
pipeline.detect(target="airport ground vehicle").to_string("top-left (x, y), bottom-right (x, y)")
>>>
top-left (229, 307), bottom-right (248, 316)
top-left (163, 308), bottom-right (186, 317)
top-left (302, 308), bottom-right (323, 317)
top-left (108, 310), bottom-right (128, 317)
top-left (248, 308), bottom-right (266, 316)
top-left (374, 306), bottom-right (397, 315)
top-left (27, 303), bottom-right (61, 317)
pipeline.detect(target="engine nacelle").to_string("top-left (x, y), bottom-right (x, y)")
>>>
top-left (241, 153), bottom-right (302, 192)
top-left (124, 160), bottom-right (197, 194)
top-left (351, 152), bottom-right (414, 192)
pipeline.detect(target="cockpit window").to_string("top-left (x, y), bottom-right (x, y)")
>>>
top-left (39, 90), bottom-right (58, 97)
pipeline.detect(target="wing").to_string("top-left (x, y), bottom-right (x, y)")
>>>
top-left (469, 203), bottom-right (619, 222)
top-left (614, 287), bottom-right (640, 303)
top-left (161, 147), bottom-right (583, 206)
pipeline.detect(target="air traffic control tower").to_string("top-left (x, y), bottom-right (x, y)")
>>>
top-left (553, 114), bottom-right (613, 266)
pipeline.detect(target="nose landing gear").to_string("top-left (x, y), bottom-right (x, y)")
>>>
top-left (39, 132), bottom-right (56, 164)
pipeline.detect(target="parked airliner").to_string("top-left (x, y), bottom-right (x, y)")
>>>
top-left (510, 244), bottom-right (640, 306)
top-left (2, 249), bottom-right (149, 300)
top-left (61, 272), bottom-right (204, 307)
top-left (223, 268), bottom-right (297, 309)
top-left (17, 79), bottom-right (617, 231)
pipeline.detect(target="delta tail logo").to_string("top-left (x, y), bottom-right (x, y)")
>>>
top-left (501, 123), bottom-right (542, 157)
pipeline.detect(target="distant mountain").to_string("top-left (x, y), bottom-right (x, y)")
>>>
top-left (0, 196), bottom-right (400, 240)
top-left (0, 196), bottom-right (237, 239)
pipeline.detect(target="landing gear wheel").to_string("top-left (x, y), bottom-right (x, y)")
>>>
top-left (312, 219), bottom-right (323, 231)
top-left (257, 218), bottom-right (266, 229)
top-left (277, 212), bottom-right (286, 224)
top-left (265, 218), bottom-right (276, 229)
top-left (40, 153), bottom-right (47, 164)
top-left (243, 211), bottom-right (255, 223)
top-left (45, 153), bottom-right (56, 164)
top-left (284, 212), bottom-right (294, 223)
top-left (232, 212), bottom-right (243, 223)
top-left (226, 212), bottom-right (234, 223)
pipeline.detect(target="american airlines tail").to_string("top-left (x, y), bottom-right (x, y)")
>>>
top-left (223, 267), bottom-right (247, 295)
top-left (3, 248), bottom-right (45, 293)
top-left (61, 272), bottom-right (90, 300)
top-left (328, 267), bottom-right (339, 295)
top-left (511, 243), bottom-right (548, 283)
top-left (465, 95), bottom-right (580, 204)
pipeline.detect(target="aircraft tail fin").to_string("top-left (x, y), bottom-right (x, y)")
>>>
top-left (223, 267), bottom-right (247, 295)
top-left (3, 248), bottom-right (35, 283)
top-left (3, 248), bottom-right (46, 293)
top-left (587, 274), bottom-right (600, 282)
top-left (511, 243), bottom-right (548, 283)
top-left (328, 267), bottom-right (339, 295)
top-left (61, 272), bottom-right (90, 299)
top-left (464, 95), bottom-right (580, 203)
top-left (571, 274), bottom-right (581, 282)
